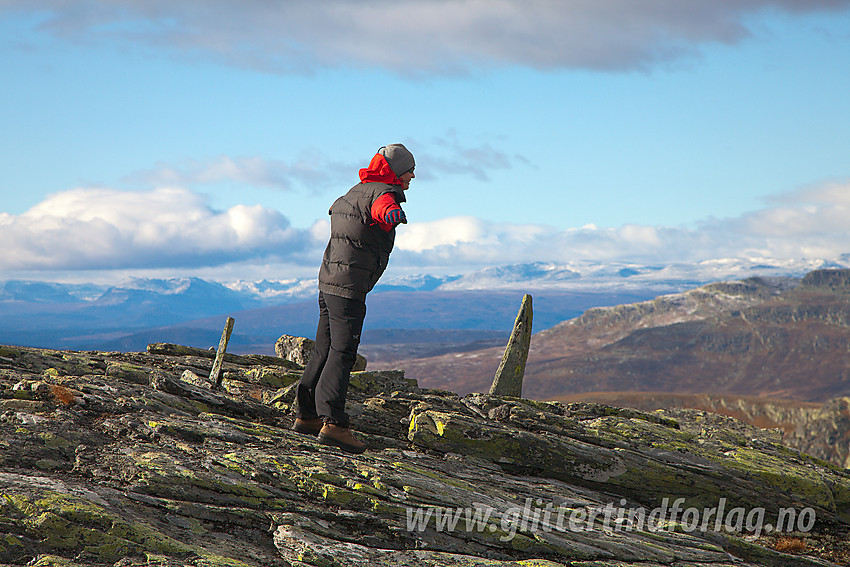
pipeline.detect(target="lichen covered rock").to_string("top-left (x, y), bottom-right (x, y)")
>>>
top-left (0, 343), bottom-right (848, 566)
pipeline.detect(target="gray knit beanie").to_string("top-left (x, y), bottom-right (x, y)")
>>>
top-left (379, 144), bottom-right (415, 177)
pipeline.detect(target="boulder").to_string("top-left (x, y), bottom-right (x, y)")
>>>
top-left (275, 334), bottom-right (367, 371)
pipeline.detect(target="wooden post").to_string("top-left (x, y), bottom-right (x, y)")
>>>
top-left (211, 316), bottom-right (235, 389)
top-left (489, 294), bottom-right (533, 398)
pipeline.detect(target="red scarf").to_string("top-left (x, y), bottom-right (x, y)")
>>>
top-left (359, 154), bottom-right (401, 185)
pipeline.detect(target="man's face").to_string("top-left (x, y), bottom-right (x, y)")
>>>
top-left (399, 169), bottom-right (415, 191)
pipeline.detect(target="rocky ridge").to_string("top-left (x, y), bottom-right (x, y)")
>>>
top-left (552, 392), bottom-right (850, 470)
top-left (1, 342), bottom-right (849, 566)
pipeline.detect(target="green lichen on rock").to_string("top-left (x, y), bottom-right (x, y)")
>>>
top-left (105, 362), bottom-right (150, 385)
top-left (1, 489), bottom-right (193, 563)
top-left (0, 343), bottom-right (848, 566)
top-left (226, 366), bottom-right (301, 390)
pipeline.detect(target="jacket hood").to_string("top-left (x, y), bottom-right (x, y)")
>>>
top-left (359, 154), bottom-right (401, 185)
top-left (359, 143), bottom-right (415, 184)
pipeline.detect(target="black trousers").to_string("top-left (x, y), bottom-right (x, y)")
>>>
top-left (296, 291), bottom-right (366, 427)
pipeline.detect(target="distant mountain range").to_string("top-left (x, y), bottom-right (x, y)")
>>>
top-left (387, 268), bottom-right (850, 403)
top-left (1, 256), bottom-right (848, 355)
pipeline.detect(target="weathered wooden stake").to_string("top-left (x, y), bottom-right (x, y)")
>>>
top-left (211, 316), bottom-right (235, 389)
top-left (489, 294), bottom-right (533, 398)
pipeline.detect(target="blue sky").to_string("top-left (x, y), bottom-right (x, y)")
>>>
top-left (2, 1), bottom-right (850, 283)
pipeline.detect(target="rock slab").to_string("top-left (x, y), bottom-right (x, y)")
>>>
top-left (0, 342), bottom-right (847, 566)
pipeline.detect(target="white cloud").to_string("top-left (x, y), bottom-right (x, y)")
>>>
top-left (4, 0), bottom-right (848, 74)
top-left (396, 217), bottom-right (487, 252)
top-left (396, 217), bottom-right (549, 265)
top-left (767, 179), bottom-right (850, 206)
top-left (724, 180), bottom-right (850, 241)
top-left (390, 179), bottom-right (850, 267)
top-left (3, 179), bottom-right (850, 276)
top-left (0, 187), bottom-right (321, 270)
top-left (394, 219), bottom-right (693, 266)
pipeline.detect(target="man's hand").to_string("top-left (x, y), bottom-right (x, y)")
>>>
top-left (385, 208), bottom-right (407, 225)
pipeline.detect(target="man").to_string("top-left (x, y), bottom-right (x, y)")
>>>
top-left (292, 144), bottom-right (415, 454)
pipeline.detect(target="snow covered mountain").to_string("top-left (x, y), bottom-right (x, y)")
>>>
top-left (1, 256), bottom-right (848, 353)
top-left (436, 257), bottom-right (844, 291)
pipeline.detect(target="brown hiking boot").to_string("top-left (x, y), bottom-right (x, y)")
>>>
top-left (318, 424), bottom-right (367, 454)
top-left (292, 417), bottom-right (324, 436)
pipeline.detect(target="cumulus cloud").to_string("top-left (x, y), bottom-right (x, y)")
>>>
top-left (3, 179), bottom-right (849, 275)
top-left (713, 181), bottom-right (850, 258)
top-left (397, 217), bottom-right (548, 260)
top-left (4, 0), bottom-right (848, 74)
top-left (766, 179), bottom-right (850, 206)
top-left (0, 187), bottom-right (321, 271)
top-left (393, 221), bottom-right (703, 267)
top-left (391, 179), bottom-right (850, 267)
